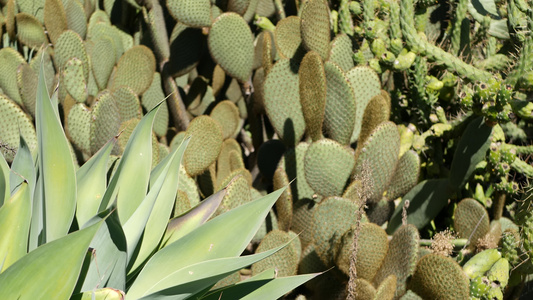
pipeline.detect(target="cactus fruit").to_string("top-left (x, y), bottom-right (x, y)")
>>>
top-left (463, 249), bottom-right (502, 279)
top-left (408, 254), bottom-right (470, 300)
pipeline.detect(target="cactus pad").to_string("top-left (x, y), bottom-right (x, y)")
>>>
top-left (328, 33), bottom-right (354, 71)
top-left (300, 0), bottom-right (331, 60)
top-left (113, 45), bottom-right (156, 95)
top-left (312, 196), bottom-right (360, 266)
top-left (279, 142), bottom-right (316, 201)
top-left (323, 61), bottom-right (356, 145)
top-left (91, 36), bottom-right (116, 90)
top-left (274, 167), bottom-right (292, 231)
top-left (263, 58), bottom-right (305, 146)
top-left (44, 0), bottom-right (68, 45)
top-left (167, 0), bottom-right (212, 28)
top-left (386, 150), bottom-right (420, 201)
top-left (252, 229), bottom-right (299, 277)
top-left (408, 254), bottom-right (470, 300)
top-left (373, 224), bottom-right (419, 297)
top-left (354, 121), bottom-right (400, 203)
top-left (16, 64), bottom-right (38, 118)
top-left (55, 30), bottom-right (89, 82)
top-left (208, 13), bottom-right (254, 83)
top-left (63, 57), bottom-right (88, 103)
top-left (376, 274), bottom-right (397, 300)
top-left (274, 16), bottom-right (303, 59)
top-left (0, 94), bottom-right (37, 162)
top-left (304, 139), bottom-right (355, 197)
top-left (358, 93), bottom-right (391, 147)
top-left (90, 91), bottom-right (121, 154)
top-left (15, 13), bottom-right (47, 48)
top-left (336, 222), bottom-right (388, 280)
top-left (299, 51), bottom-right (326, 141)
top-left (141, 72), bottom-right (169, 137)
top-left (66, 103), bottom-right (92, 155)
top-left (0, 48), bottom-right (26, 105)
top-left (217, 174), bottom-right (252, 214)
top-left (210, 100), bottom-right (240, 139)
top-left (65, 0), bottom-right (87, 39)
top-left (454, 198), bottom-right (490, 249)
top-left (183, 115), bottom-right (223, 177)
top-left (346, 66), bottom-right (381, 143)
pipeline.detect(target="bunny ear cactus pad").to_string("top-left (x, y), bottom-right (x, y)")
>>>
top-left (252, 230), bottom-right (299, 277)
top-left (354, 121), bottom-right (400, 203)
top-left (208, 13), bottom-right (254, 83)
top-left (44, 0), bottom-right (68, 45)
top-left (376, 275), bottom-right (398, 300)
top-left (63, 57), bottom-right (88, 103)
top-left (66, 103), bottom-right (91, 155)
top-left (141, 72), bottom-right (169, 137)
top-left (167, 0), bottom-right (211, 28)
top-left (112, 45), bottom-right (156, 95)
top-left (0, 94), bottom-right (37, 162)
top-left (55, 30), bottom-right (89, 82)
top-left (263, 58), bottom-right (305, 146)
top-left (112, 86), bottom-right (143, 121)
top-left (65, 0), bottom-right (87, 39)
top-left (299, 51), bottom-right (326, 142)
top-left (373, 224), bottom-right (419, 297)
top-left (305, 139), bottom-right (355, 197)
top-left (0, 48), bottom-right (26, 106)
top-left (91, 37), bottom-right (116, 90)
top-left (300, 0), bottom-right (331, 60)
top-left (228, 0), bottom-right (252, 15)
top-left (17, 64), bottom-right (38, 118)
top-left (385, 150), bottom-right (420, 201)
top-left (358, 94), bottom-right (391, 147)
top-left (328, 33), bottom-right (354, 71)
top-left (454, 198), bottom-right (490, 250)
top-left (346, 66), bottom-right (382, 143)
top-left (90, 91), bottom-right (121, 154)
top-left (183, 115), bottom-right (223, 177)
top-left (210, 100), bottom-right (240, 139)
top-left (336, 222), bottom-right (388, 280)
top-left (408, 254), bottom-right (470, 300)
top-left (274, 167), bottom-right (293, 231)
top-left (274, 16), bottom-right (303, 59)
top-left (279, 142), bottom-right (316, 202)
top-left (312, 196), bottom-right (362, 266)
top-left (323, 61), bottom-right (356, 145)
top-left (15, 13), bottom-right (48, 48)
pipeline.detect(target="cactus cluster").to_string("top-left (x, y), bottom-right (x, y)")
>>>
top-left (0, 0), bottom-right (533, 299)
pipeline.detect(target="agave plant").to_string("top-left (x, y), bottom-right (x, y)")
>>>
top-left (0, 62), bottom-right (318, 299)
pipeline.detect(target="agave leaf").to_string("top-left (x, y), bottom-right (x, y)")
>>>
top-left (160, 188), bottom-right (226, 248)
top-left (0, 220), bottom-right (102, 299)
top-left (449, 117), bottom-right (493, 189)
top-left (78, 208), bottom-right (127, 292)
top-left (35, 58), bottom-right (77, 243)
top-left (387, 178), bottom-right (452, 233)
top-left (199, 272), bottom-right (321, 299)
top-left (126, 187), bottom-right (286, 298)
top-left (125, 136), bottom-right (189, 270)
top-left (137, 242), bottom-right (291, 299)
top-left (0, 182), bottom-right (31, 272)
top-left (98, 104), bottom-right (160, 224)
top-left (9, 135), bottom-right (35, 196)
top-left (76, 138), bottom-right (115, 227)
top-left (0, 153), bottom-right (9, 207)
top-left (71, 288), bottom-right (125, 300)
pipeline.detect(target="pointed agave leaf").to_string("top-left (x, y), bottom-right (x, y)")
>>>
top-left (0, 182), bottom-right (31, 272)
top-left (127, 137), bottom-right (190, 272)
top-left (126, 187), bottom-right (286, 298)
top-left (138, 243), bottom-right (291, 299)
top-left (0, 153), bottom-right (8, 206)
top-left (161, 188), bottom-right (226, 248)
top-left (98, 105), bottom-right (160, 224)
top-left (10, 135), bottom-right (36, 197)
top-left (35, 59), bottom-right (77, 243)
top-left (79, 208), bottom-right (127, 292)
top-left (76, 138), bottom-right (115, 227)
top-left (199, 272), bottom-right (321, 300)
top-left (0, 220), bottom-right (102, 299)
